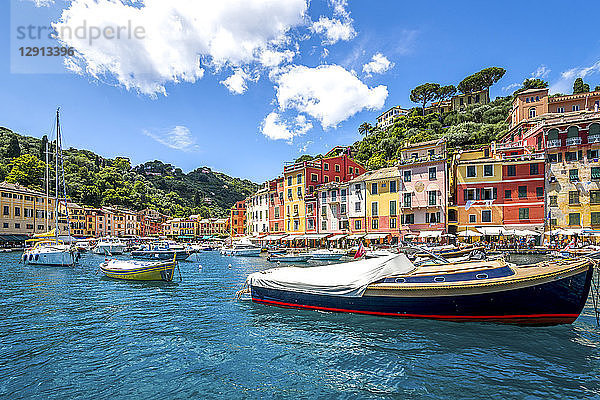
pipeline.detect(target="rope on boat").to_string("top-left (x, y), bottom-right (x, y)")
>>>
top-left (235, 281), bottom-right (250, 300)
top-left (590, 262), bottom-right (600, 327)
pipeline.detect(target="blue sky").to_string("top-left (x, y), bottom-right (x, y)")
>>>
top-left (1, 0), bottom-right (599, 183)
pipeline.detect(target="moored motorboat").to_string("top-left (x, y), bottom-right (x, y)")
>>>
top-left (93, 237), bottom-right (127, 255)
top-left (131, 241), bottom-right (192, 261)
top-left (242, 254), bottom-right (596, 325)
top-left (100, 258), bottom-right (178, 281)
top-left (221, 241), bottom-right (261, 257)
top-left (267, 253), bottom-right (312, 262)
top-left (309, 249), bottom-right (345, 261)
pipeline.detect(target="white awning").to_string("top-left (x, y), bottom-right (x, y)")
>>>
top-left (477, 227), bottom-right (507, 236)
top-left (327, 234), bottom-right (348, 241)
top-left (347, 234), bottom-right (365, 240)
top-left (282, 235), bottom-right (304, 241)
top-left (458, 230), bottom-right (482, 237)
top-left (505, 229), bottom-right (540, 236)
top-left (364, 233), bottom-right (389, 240)
top-left (261, 234), bottom-right (288, 241)
top-left (304, 234), bottom-right (329, 240)
top-left (419, 230), bottom-right (443, 238)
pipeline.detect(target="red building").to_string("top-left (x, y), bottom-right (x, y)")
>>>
top-left (497, 146), bottom-right (545, 233)
top-left (282, 146), bottom-right (365, 235)
top-left (268, 177), bottom-right (284, 233)
top-left (230, 200), bottom-right (246, 236)
top-left (138, 208), bottom-right (168, 237)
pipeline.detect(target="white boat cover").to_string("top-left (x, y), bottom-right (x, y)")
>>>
top-left (247, 254), bottom-right (415, 297)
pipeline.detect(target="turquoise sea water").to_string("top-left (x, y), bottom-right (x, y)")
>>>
top-left (1, 251), bottom-right (599, 399)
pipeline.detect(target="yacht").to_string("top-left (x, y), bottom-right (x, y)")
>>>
top-left (92, 237), bottom-right (127, 255)
top-left (23, 109), bottom-right (75, 267)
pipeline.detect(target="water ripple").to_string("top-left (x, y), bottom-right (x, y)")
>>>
top-left (0, 252), bottom-right (599, 399)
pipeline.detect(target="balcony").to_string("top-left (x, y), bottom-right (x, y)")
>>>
top-left (589, 135), bottom-right (600, 144)
top-left (566, 137), bottom-right (582, 146)
top-left (546, 139), bottom-right (561, 148)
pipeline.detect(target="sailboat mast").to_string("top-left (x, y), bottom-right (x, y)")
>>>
top-left (45, 139), bottom-right (49, 233)
top-left (55, 108), bottom-right (60, 240)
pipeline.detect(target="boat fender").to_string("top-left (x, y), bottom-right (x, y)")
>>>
top-left (198, 264), bottom-right (202, 271)
top-left (228, 264), bottom-right (232, 269)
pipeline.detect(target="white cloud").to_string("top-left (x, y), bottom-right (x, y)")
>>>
top-left (550, 60), bottom-right (600, 94)
top-left (221, 69), bottom-right (251, 95)
top-left (273, 64), bottom-right (387, 129)
top-left (502, 82), bottom-right (521, 92)
top-left (143, 125), bottom-right (198, 151)
top-left (25, 0), bottom-right (54, 6)
top-left (259, 49), bottom-right (295, 68)
top-left (54, 0), bottom-right (308, 96)
top-left (299, 140), bottom-right (313, 153)
top-left (311, 16), bottom-right (356, 45)
top-left (261, 112), bottom-right (312, 141)
top-left (532, 65), bottom-right (551, 79)
top-left (362, 53), bottom-right (393, 77)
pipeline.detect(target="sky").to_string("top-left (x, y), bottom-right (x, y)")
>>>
top-left (1, 0), bottom-right (599, 183)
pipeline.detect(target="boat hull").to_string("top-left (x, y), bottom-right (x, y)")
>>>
top-left (222, 249), bottom-right (262, 256)
top-left (131, 250), bottom-right (191, 261)
top-left (101, 261), bottom-right (175, 281)
top-left (251, 266), bottom-right (593, 325)
top-left (310, 253), bottom-right (345, 261)
top-left (268, 255), bottom-right (311, 262)
top-left (23, 248), bottom-right (74, 266)
top-left (93, 245), bottom-right (126, 255)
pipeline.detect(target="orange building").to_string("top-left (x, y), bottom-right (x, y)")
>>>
top-left (230, 200), bottom-right (246, 236)
top-left (268, 177), bottom-right (284, 233)
top-left (509, 88), bottom-right (600, 133)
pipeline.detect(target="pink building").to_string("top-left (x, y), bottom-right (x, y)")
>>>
top-left (397, 139), bottom-right (448, 239)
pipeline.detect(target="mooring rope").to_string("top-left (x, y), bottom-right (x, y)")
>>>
top-left (591, 264), bottom-right (600, 327)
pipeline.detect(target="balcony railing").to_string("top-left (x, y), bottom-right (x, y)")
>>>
top-left (589, 135), bottom-right (600, 144)
top-left (566, 137), bottom-right (582, 146)
top-left (546, 139), bottom-right (561, 148)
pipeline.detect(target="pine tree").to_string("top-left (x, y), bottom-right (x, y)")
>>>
top-left (5, 136), bottom-right (21, 159)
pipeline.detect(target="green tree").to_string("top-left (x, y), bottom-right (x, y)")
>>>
top-left (514, 78), bottom-right (548, 95)
top-left (5, 136), bottom-right (21, 158)
top-left (358, 122), bottom-right (372, 136)
top-left (434, 85), bottom-right (456, 113)
top-left (573, 78), bottom-right (590, 94)
top-left (5, 153), bottom-right (45, 187)
top-left (410, 83), bottom-right (440, 116)
top-left (39, 135), bottom-right (48, 160)
top-left (458, 67), bottom-right (506, 93)
top-left (595, 85), bottom-right (600, 92)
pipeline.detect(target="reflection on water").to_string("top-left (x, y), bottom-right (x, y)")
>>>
top-left (0, 251), bottom-right (599, 399)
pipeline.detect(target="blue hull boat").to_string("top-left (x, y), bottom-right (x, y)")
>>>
top-left (245, 255), bottom-right (595, 326)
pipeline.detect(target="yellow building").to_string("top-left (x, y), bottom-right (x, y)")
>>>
top-left (283, 162), bottom-right (310, 234)
top-left (355, 167), bottom-right (402, 239)
top-left (453, 147), bottom-right (504, 234)
top-left (0, 182), bottom-right (57, 239)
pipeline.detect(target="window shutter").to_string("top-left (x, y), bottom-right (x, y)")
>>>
top-left (493, 188), bottom-right (497, 199)
top-left (401, 215), bottom-right (404, 224)
top-left (588, 150), bottom-right (593, 160)
top-left (558, 153), bottom-right (562, 162)
top-left (463, 189), bottom-right (468, 201)
top-left (426, 213), bottom-right (429, 223)
top-left (476, 188), bottom-right (480, 200)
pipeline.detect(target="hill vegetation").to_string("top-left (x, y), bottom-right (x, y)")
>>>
top-left (0, 127), bottom-right (257, 218)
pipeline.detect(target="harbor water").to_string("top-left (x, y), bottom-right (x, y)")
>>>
top-left (1, 251), bottom-right (599, 399)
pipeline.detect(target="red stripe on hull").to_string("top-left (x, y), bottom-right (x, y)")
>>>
top-left (251, 298), bottom-right (579, 324)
